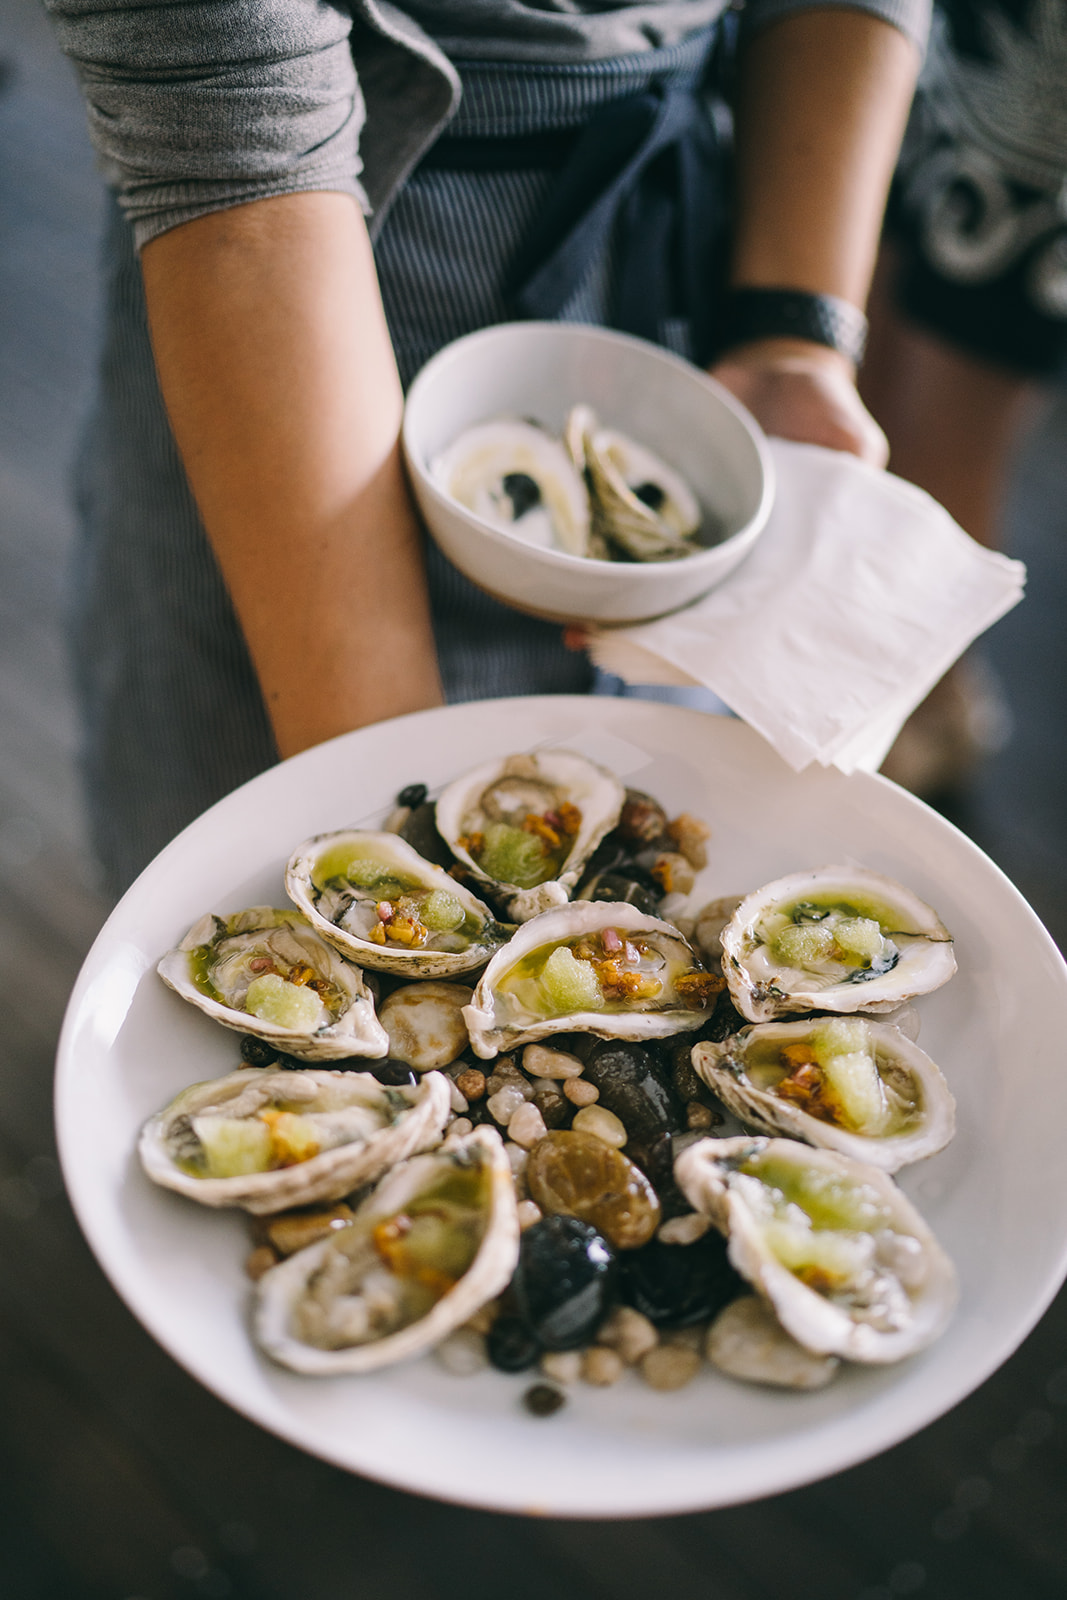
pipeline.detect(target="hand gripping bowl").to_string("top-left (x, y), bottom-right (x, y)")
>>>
top-left (401, 322), bottom-right (775, 627)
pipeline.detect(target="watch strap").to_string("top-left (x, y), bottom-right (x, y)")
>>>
top-left (718, 287), bottom-right (869, 366)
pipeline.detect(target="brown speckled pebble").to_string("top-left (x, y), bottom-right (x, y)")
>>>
top-left (686, 1099), bottom-right (716, 1132)
top-left (582, 1346), bottom-right (625, 1386)
top-left (244, 1245), bottom-right (279, 1281)
top-left (640, 1343), bottom-right (703, 1390)
top-left (456, 1067), bottom-right (486, 1101)
top-left (523, 1383), bottom-right (567, 1417)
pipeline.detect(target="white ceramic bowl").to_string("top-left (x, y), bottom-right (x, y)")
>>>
top-left (401, 322), bottom-right (774, 626)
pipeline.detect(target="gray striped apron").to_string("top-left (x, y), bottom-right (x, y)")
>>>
top-left (73, 29), bottom-right (726, 895)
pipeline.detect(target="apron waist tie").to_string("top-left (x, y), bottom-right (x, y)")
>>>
top-left (419, 52), bottom-right (728, 365)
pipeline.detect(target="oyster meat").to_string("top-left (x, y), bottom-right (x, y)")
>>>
top-left (463, 900), bottom-right (723, 1059)
top-left (430, 418), bottom-right (591, 556)
top-left (720, 867), bottom-right (957, 1022)
top-left (435, 749), bottom-right (625, 921)
top-left (157, 907), bottom-right (388, 1061)
top-left (675, 1136), bottom-right (958, 1363)
top-left (139, 1067), bottom-right (451, 1213)
top-left (692, 1017), bottom-right (956, 1172)
top-left (254, 1126), bottom-right (520, 1373)
top-left (285, 830), bottom-right (508, 978)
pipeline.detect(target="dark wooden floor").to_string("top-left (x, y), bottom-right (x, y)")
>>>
top-left (3, 4), bottom-right (1067, 1596)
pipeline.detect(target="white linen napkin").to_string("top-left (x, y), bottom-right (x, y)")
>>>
top-left (587, 439), bottom-right (1027, 774)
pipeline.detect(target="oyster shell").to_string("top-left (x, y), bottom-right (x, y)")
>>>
top-left (285, 830), bottom-right (508, 978)
top-left (253, 1126), bottom-right (519, 1373)
top-left (157, 907), bottom-right (388, 1061)
top-left (720, 867), bottom-right (957, 1022)
top-left (430, 418), bottom-right (591, 556)
top-left (463, 900), bottom-right (723, 1059)
top-left (692, 1017), bottom-right (956, 1172)
top-left (675, 1136), bottom-right (958, 1363)
top-left (565, 404), bottom-right (702, 562)
top-left (435, 749), bottom-right (625, 921)
top-left (138, 1067), bottom-right (451, 1213)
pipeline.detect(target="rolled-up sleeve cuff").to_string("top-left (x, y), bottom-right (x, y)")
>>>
top-left (47, 0), bottom-right (368, 249)
top-left (743, 0), bottom-right (931, 56)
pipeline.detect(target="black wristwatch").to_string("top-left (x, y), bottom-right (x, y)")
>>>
top-left (718, 287), bottom-right (869, 367)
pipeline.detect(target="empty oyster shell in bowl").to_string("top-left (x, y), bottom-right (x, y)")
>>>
top-left (435, 749), bottom-right (625, 921)
top-left (463, 899), bottom-right (723, 1058)
top-left (720, 866), bottom-right (957, 1023)
top-left (675, 1135), bottom-right (958, 1363)
top-left (565, 404), bottom-right (703, 562)
top-left (285, 831), bottom-right (509, 978)
top-left (253, 1125), bottom-right (519, 1374)
top-left (429, 417), bottom-right (591, 556)
top-left (138, 1067), bottom-right (451, 1213)
top-left (692, 1017), bottom-right (956, 1172)
top-left (157, 907), bottom-right (389, 1061)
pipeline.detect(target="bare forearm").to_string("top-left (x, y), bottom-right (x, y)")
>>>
top-left (711, 9), bottom-right (920, 462)
top-left (141, 192), bottom-right (442, 760)
top-left (730, 7), bottom-right (920, 305)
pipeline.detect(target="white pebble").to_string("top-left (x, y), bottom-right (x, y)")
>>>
top-left (505, 1142), bottom-right (529, 1180)
top-left (516, 1199), bottom-right (543, 1230)
top-left (487, 1084), bottom-right (527, 1125)
top-left (582, 1346), bottom-right (625, 1387)
top-left (564, 1078), bottom-right (599, 1107)
top-left (434, 1328), bottom-right (489, 1377)
top-left (572, 1104), bottom-right (627, 1148)
top-left (663, 1323), bottom-right (706, 1352)
top-left (523, 1043), bottom-right (585, 1080)
top-left (448, 1080), bottom-right (469, 1114)
top-left (706, 1297), bottom-right (839, 1390)
top-left (595, 1306), bottom-right (659, 1365)
top-left (508, 1101), bottom-right (548, 1149)
top-left (442, 1117), bottom-right (474, 1147)
top-left (541, 1350), bottom-right (583, 1384)
top-left (640, 1343), bottom-right (702, 1391)
top-left (657, 1212), bottom-right (710, 1246)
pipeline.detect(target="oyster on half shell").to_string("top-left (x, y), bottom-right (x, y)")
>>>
top-left (675, 1136), bottom-right (958, 1363)
top-left (435, 749), bottom-right (625, 921)
top-left (692, 1017), bottom-right (956, 1172)
top-left (463, 900), bottom-right (722, 1059)
top-left (285, 831), bottom-right (508, 978)
top-left (721, 867), bottom-right (956, 1022)
top-left (157, 907), bottom-right (388, 1061)
top-left (139, 1067), bottom-right (451, 1213)
top-left (254, 1126), bottom-right (519, 1373)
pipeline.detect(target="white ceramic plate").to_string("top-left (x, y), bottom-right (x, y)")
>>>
top-left (56, 697), bottom-right (1067, 1518)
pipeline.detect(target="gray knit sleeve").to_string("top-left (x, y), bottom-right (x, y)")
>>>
top-left (45, 0), bottom-right (369, 250)
top-left (744, 0), bottom-right (931, 55)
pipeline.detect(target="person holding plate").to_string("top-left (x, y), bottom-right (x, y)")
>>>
top-left (47, 0), bottom-right (928, 894)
